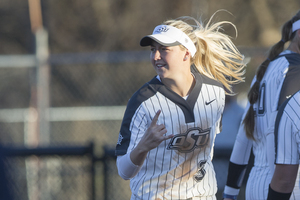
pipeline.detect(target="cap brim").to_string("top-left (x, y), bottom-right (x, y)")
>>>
top-left (140, 35), bottom-right (180, 47)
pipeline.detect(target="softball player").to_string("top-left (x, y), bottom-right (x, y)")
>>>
top-left (267, 90), bottom-right (300, 200)
top-left (223, 10), bottom-right (300, 200)
top-left (115, 13), bottom-right (245, 200)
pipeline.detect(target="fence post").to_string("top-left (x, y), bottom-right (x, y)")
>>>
top-left (89, 142), bottom-right (95, 200)
top-left (103, 146), bottom-right (117, 200)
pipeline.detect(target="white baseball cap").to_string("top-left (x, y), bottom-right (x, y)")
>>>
top-left (292, 19), bottom-right (300, 32)
top-left (140, 25), bottom-right (197, 57)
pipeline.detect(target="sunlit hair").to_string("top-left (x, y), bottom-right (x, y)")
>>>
top-left (162, 11), bottom-right (246, 95)
top-left (243, 10), bottom-right (300, 140)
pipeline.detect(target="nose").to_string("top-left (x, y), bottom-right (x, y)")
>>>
top-left (152, 50), bottom-right (161, 60)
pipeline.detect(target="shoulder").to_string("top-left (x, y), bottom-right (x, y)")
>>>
top-left (277, 53), bottom-right (300, 107)
top-left (283, 52), bottom-right (300, 65)
top-left (191, 65), bottom-right (224, 88)
top-left (284, 91), bottom-right (300, 120)
top-left (276, 91), bottom-right (300, 131)
top-left (123, 76), bottom-right (160, 120)
top-left (127, 77), bottom-right (159, 108)
top-left (275, 51), bottom-right (300, 64)
top-left (270, 52), bottom-right (300, 74)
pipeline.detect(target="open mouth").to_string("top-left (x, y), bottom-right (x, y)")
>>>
top-left (156, 64), bottom-right (166, 69)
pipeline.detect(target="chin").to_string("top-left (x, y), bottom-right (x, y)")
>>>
top-left (157, 74), bottom-right (167, 80)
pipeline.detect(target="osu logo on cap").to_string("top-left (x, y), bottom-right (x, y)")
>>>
top-left (155, 26), bottom-right (169, 33)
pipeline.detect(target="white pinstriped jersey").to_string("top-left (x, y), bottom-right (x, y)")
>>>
top-left (275, 90), bottom-right (300, 165)
top-left (226, 50), bottom-right (300, 200)
top-left (116, 66), bottom-right (225, 200)
top-left (273, 91), bottom-right (300, 200)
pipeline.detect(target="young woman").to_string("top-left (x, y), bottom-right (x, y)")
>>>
top-left (115, 13), bottom-right (245, 200)
top-left (223, 10), bottom-right (300, 200)
top-left (267, 90), bottom-right (300, 200)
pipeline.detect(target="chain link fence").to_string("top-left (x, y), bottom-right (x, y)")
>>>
top-left (6, 155), bottom-right (92, 200)
top-left (0, 47), bottom-right (265, 199)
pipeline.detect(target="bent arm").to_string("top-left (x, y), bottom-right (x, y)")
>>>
top-left (270, 164), bottom-right (298, 193)
top-left (116, 110), bottom-right (173, 180)
top-left (129, 110), bottom-right (172, 165)
top-left (223, 106), bottom-right (253, 199)
top-left (117, 138), bottom-right (156, 180)
top-left (117, 154), bottom-right (142, 180)
top-left (223, 133), bottom-right (252, 199)
top-left (267, 164), bottom-right (298, 200)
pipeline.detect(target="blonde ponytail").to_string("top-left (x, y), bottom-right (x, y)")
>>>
top-left (163, 12), bottom-right (245, 95)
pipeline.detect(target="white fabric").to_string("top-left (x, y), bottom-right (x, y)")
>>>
top-left (116, 70), bottom-right (224, 199)
top-left (223, 186), bottom-right (240, 196)
top-left (292, 19), bottom-right (300, 32)
top-left (275, 91), bottom-right (300, 165)
top-left (141, 25), bottom-right (197, 57)
top-left (266, 111), bottom-right (277, 175)
top-left (117, 153), bottom-right (141, 180)
top-left (227, 51), bottom-right (300, 200)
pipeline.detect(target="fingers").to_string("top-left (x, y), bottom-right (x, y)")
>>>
top-left (150, 110), bottom-right (173, 140)
top-left (150, 110), bottom-right (161, 126)
top-left (165, 133), bottom-right (174, 139)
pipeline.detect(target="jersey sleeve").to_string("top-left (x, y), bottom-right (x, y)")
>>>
top-left (224, 76), bottom-right (256, 195)
top-left (116, 154), bottom-right (142, 180)
top-left (278, 64), bottom-right (300, 108)
top-left (115, 102), bottom-right (148, 156)
top-left (230, 103), bottom-right (253, 164)
top-left (216, 89), bottom-right (225, 134)
top-left (224, 102), bottom-right (253, 195)
top-left (275, 93), bottom-right (300, 165)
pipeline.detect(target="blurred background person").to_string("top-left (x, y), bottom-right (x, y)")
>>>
top-left (223, 10), bottom-right (300, 200)
top-left (267, 90), bottom-right (300, 200)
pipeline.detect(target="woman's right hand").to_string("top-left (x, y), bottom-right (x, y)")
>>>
top-left (137, 110), bottom-right (173, 151)
top-left (130, 110), bottom-right (173, 166)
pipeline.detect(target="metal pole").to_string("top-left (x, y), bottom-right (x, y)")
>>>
top-left (27, 2), bottom-right (50, 200)
top-left (28, 0), bottom-right (51, 145)
top-left (90, 142), bottom-right (95, 200)
top-left (35, 28), bottom-right (50, 144)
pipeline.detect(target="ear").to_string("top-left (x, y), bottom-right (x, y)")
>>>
top-left (297, 29), bottom-right (300, 37)
top-left (183, 50), bottom-right (191, 61)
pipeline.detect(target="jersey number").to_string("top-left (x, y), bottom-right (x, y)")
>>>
top-left (257, 83), bottom-right (266, 115)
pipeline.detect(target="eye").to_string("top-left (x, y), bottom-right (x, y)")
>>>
top-left (162, 46), bottom-right (171, 52)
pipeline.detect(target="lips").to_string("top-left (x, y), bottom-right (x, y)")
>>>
top-left (156, 63), bottom-right (166, 69)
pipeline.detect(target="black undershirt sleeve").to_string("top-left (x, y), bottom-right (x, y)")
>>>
top-left (226, 161), bottom-right (247, 189)
top-left (267, 185), bottom-right (292, 200)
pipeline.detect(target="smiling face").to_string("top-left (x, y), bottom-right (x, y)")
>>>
top-left (150, 41), bottom-right (188, 80)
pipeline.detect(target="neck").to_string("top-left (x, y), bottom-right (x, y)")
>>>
top-left (287, 34), bottom-right (300, 54)
top-left (287, 44), bottom-right (300, 54)
top-left (161, 73), bottom-right (195, 97)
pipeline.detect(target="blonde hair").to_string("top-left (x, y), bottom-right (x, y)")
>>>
top-left (163, 12), bottom-right (245, 95)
